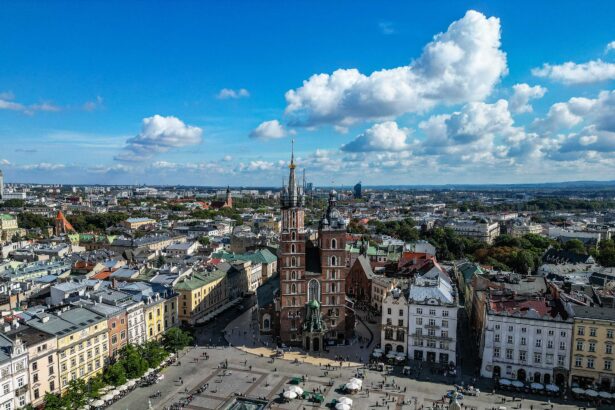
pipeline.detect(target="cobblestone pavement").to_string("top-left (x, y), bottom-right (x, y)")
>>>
top-left (107, 344), bottom-right (598, 410)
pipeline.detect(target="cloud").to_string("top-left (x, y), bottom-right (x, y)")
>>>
top-left (15, 148), bottom-right (38, 153)
top-left (115, 115), bottom-right (202, 161)
top-left (606, 41), bottom-right (615, 53)
top-left (29, 102), bottom-right (61, 112)
top-left (217, 88), bottom-right (250, 99)
top-left (19, 163), bottom-right (66, 171)
top-left (508, 83), bottom-right (547, 113)
top-left (532, 90), bottom-right (613, 132)
top-left (1, 159), bottom-right (10, 165)
top-left (0, 93), bottom-right (25, 111)
top-left (83, 96), bottom-right (104, 111)
top-left (0, 92), bottom-right (63, 114)
top-left (379, 22), bottom-right (395, 35)
top-left (222, 155), bottom-right (233, 161)
top-left (341, 121), bottom-right (413, 152)
top-left (532, 60), bottom-right (615, 84)
top-left (249, 120), bottom-right (290, 140)
top-left (284, 10), bottom-right (507, 127)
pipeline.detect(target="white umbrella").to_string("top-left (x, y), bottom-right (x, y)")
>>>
top-left (348, 378), bottom-right (363, 386)
top-left (91, 400), bottom-right (104, 408)
top-left (372, 352), bottom-right (382, 358)
top-left (585, 389), bottom-right (598, 397)
top-left (545, 384), bottom-right (559, 392)
top-left (498, 379), bottom-right (511, 386)
top-left (395, 355), bottom-right (405, 361)
top-left (373, 348), bottom-right (383, 353)
top-left (511, 380), bottom-right (524, 388)
top-left (386, 353), bottom-right (396, 359)
top-left (345, 382), bottom-right (360, 391)
top-left (599, 391), bottom-right (612, 399)
top-left (338, 397), bottom-right (353, 406)
top-left (336, 403), bottom-right (351, 410)
top-left (530, 383), bottom-right (544, 390)
top-left (286, 385), bottom-right (304, 395)
top-left (282, 391), bottom-right (297, 400)
top-left (572, 387), bottom-right (585, 394)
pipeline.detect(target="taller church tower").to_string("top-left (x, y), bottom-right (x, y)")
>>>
top-left (278, 143), bottom-right (307, 344)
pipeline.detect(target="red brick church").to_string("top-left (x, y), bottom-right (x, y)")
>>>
top-left (275, 147), bottom-right (354, 350)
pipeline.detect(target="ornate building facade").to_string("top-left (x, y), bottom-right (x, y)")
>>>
top-left (277, 148), bottom-right (353, 350)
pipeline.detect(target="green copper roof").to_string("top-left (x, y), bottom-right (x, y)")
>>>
top-left (308, 299), bottom-right (320, 309)
top-left (0, 214), bottom-right (16, 220)
top-left (174, 270), bottom-right (226, 291)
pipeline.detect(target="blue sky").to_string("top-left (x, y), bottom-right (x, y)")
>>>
top-left (1, 1), bottom-right (614, 186)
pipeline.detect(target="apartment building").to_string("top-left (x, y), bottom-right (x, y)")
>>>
top-left (570, 306), bottom-right (615, 390)
top-left (0, 333), bottom-right (29, 409)
top-left (380, 288), bottom-right (408, 354)
top-left (5, 325), bottom-right (59, 407)
top-left (480, 292), bottom-right (573, 386)
top-left (447, 220), bottom-right (500, 244)
top-left (28, 308), bottom-right (108, 392)
top-left (175, 270), bottom-right (228, 326)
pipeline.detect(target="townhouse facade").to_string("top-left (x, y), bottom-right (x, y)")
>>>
top-left (380, 289), bottom-right (408, 354)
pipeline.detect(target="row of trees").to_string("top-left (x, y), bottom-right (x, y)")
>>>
top-left (39, 328), bottom-right (192, 410)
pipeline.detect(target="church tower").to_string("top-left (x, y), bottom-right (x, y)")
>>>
top-left (225, 186), bottom-right (233, 208)
top-left (278, 142), bottom-right (307, 344)
top-left (318, 190), bottom-right (350, 343)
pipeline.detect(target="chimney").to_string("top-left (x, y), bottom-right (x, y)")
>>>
top-left (42, 316), bottom-right (50, 323)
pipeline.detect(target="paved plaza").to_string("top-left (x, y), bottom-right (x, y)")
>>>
top-left (108, 342), bottom-right (601, 410)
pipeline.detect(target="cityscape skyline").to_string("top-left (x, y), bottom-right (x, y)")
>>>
top-left (1, 1), bottom-right (615, 186)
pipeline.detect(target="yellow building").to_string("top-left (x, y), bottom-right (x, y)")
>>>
top-left (174, 270), bottom-right (228, 326)
top-left (570, 306), bottom-right (615, 390)
top-left (143, 296), bottom-right (166, 341)
top-left (28, 308), bottom-right (108, 393)
top-left (164, 293), bottom-right (179, 330)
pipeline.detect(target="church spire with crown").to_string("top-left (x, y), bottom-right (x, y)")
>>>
top-left (281, 137), bottom-right (303, 208)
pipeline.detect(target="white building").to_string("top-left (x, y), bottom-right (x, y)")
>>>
top-left (447, 220), bottom-right (500, 244)
top-left (0, 333), bottom-right (30, 409)
top-left (380, 288), bottom-right (408, 354)
top-left (480, 292), bottom-right (573, 386)
top-left (407, 266), bottom-right (458, 365)
top-left (126, 301), bottom-right (146, 346)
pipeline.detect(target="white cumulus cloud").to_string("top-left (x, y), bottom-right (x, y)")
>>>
top-left (341, 121), bottom-right (413, 152)
top-left (115, 115), bottom-right (202, 161)
top-left (284, 10), bottom-right (507, 127)
top-left (249, 120), bottom-right (289, 140)
top-left (532, 60), bottom-right (615, 84)
top-left (508, 83), bottom-right (547, 113)
top-left (605, 41), bottom-right (615, 53)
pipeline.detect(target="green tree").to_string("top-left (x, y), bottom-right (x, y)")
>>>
top-left (163, 327), bottom-right (193, 352)
top-left (120, 344), bottom-right (149, 379)
top-left (564, 239), bottom-right (587, 255)
top-left (64, 379), bottom-right (88, 409)
top-left (596, 239), bottom-right (615, 267)
top-left (198, 236), bottom-right (210, 246)
top-left (42, 393), bottom-right (66, 410)
top-left (105, 361), bottom-right (127, 386)
top-left (140, 341), bottom-right (168, 368)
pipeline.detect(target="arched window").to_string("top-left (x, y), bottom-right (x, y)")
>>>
top-left (331, 239), bottom-right (337, 249)
top-left (291, 231), bottom-right (296, 240)
top-left (291, 284), bottom-right (296, 294)
top-left (292, 297), bottom-right (296, 306)
top-left (331, 283), bottom-right (337, 293)
top-left (308, 279), bottom-right (320, 302)
top-left (291, 244), bottom-right (296, 253)
top-left (291, 257), bottom-right (296, 267)
top-left (331, 256), bottom-right (337, 266)
top-left (291, 271), bottom-right (296, 280)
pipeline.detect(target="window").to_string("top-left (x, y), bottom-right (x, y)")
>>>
top-left (590, 327), bottom-right (597, 337)
top-left (331, 239), bottom-right (337, 249)
top-left (546, 354), bottom-right (554, 365)
top-left (578, 327), bottom-right (585, 336)
top-left (608, 329), bottom-right (614, 339)
top-left (32, 361), bottom-right (37, 371)
top-left (399, 309), bottom-right (404, 316)
top-left (533, 353), bottom-right (541, 364)
top-left (495, 334), bottom-right (500, 343)
top-left (429, 319), bottom-right (436, 326)
top-left (416, 318), bottom-right (422, 325)
top-left (536, 329), bottom-right (542, 335)
top-left (387, 308), bottom-right (392, 315)
top-left (493, 348), bottom-right (500, 358)
top-left (429, 309), bottom-right (436, 316)
top-left (606, 344), bottom-right (613, 354)
top-left (33, 373), bottom-right (38, 383)
top-left (507, 335), bottom-right (513, 344)
top-left (521, 327), bottom-right (527, 333)
top-left (575, 356), bottom-right (583, 367)
top-left (576, 341), bottom-right (583, 351)
top-left (560, 341), bottom-right (566, 350)
top-left (2, 384), bottom-right (8, 395)
top-left (547, 340), bottom-right (553, 349)
top-left (587, 358), bottom-right (594, 369)
top-left (536, 339), bottom-right (542, 348)
top-left (521, 337), bottom-right (526, 346)
top-left (605, 360), bottom-right (612, 371)
top-left (398, 319), bottom-right (404, 326)
top-left (519, 351), bottom-right (526, 362)
top-left (416, 308), bottom-right (422, 314)
top-left (506, 349), bottom-right (513, 360)
top-left (442, 310), bottom-right (449, 317)
top-left (548, 330), bottom-right (554, 336)
top-left (34, 388), bottom-right (39, 400)
top-left (508, 326), bottom-right (513, 332)
top-left (50, 381), bottom-right (55, 391)
top-left (589, 342), bottom-right (596, 353)
top-left (558, 355), bottom-right (565, 367)
top-left (442, 320), bottom-right (449, 328)
top-left (495, 324), bottom-right (500, 330)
